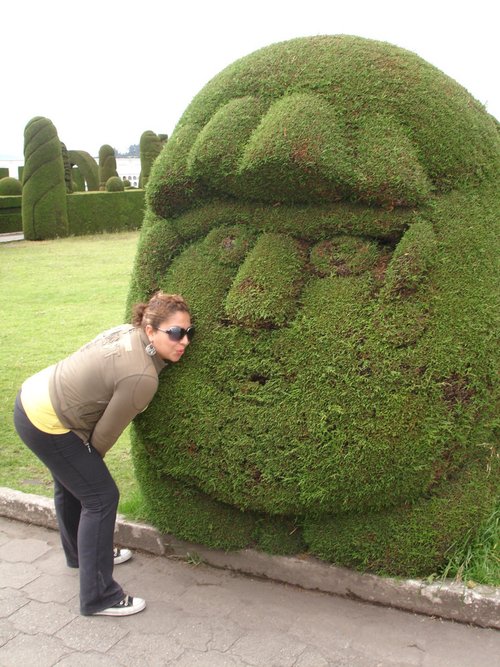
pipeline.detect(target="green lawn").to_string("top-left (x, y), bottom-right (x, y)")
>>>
top-left (0, 231), bottom-right (497, 584)
top-left (0, 232), bottom-right (142, 515)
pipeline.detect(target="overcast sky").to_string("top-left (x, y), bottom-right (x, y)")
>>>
top-left (2, 0), bottom-right (498, 159)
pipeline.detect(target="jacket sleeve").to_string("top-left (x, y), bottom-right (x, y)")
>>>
top-left (90, 373), bottom-right (159, 456)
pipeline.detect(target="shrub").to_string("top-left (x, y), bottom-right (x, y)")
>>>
top-left (0, 177), bottom-right (22, 196)
top-left (129, 35), bottom-right (500, 577)
top-left (106, 176), bottom-right (125, 192)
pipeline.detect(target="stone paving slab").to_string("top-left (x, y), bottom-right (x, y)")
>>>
top-left (0, 487), bottom-right (498, 630)
top-left (0, 515), bottom-right (499, 667)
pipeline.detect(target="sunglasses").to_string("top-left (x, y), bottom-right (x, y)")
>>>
top-left (155, 326), bottom-right (195, 342)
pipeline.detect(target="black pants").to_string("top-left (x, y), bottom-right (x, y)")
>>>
top-left (14, 393), bottom-right (124, 614)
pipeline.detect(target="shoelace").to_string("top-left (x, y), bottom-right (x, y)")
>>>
top-left (117, 595), bottom-right (131, 608)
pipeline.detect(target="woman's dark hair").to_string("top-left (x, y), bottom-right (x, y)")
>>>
top-left (132, 292), bottom-right (190, 330)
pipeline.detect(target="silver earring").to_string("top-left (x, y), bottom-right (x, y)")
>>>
top-left (145, 342), bottom-right (157, 356)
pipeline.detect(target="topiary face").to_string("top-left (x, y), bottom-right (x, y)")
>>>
top-left (129, 36), bottom-right (499, 575)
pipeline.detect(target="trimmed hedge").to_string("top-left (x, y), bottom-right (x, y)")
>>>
top-left (0, 190), bottom-right (144, 237)
top-left (0, 195), bottom-right (22, 233)
top-left (129, 35), bottom-right (500, 577)
top-left (66, 189), bottom-right (145, 235)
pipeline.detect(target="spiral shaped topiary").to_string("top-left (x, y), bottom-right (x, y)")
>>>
top-left (22, 116), bottom-right (69, 239)
top-left (128, 36), bottom-right (499, 577)
top-left (98, 144), bottom-right (118, 190)
top-left (0, 177), bottom-right (22, 196)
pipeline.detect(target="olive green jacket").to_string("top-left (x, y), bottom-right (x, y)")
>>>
top-left (49, 325), bottom-right (166, 456)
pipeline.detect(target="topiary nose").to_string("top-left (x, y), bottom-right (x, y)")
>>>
top-left (224, 232), bottom-right (307, 328)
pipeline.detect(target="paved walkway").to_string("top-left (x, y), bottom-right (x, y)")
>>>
top-left (0, 516), bottom-right (498, 667)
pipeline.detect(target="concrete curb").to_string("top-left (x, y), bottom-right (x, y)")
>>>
top-left (1, 487), bottom-right (498, 629)
top-left (0, 232), bottom-right (24, 243)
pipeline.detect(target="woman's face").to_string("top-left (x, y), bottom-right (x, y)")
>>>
top-left (146, 311), bottom-right (192, 362)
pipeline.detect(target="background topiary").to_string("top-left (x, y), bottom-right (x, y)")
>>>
top-left (68, 150), bottom-right (99, 191)
top-left (127, 35), bottom-right (499, 577)
top-left (22, 116), bottom-right (69, 240)
top-left (98, 144), bottom-right (118, 190)
top-left (106, 175), bottom-right (125, 192)
top-left (0, 177), bottom-right (22, 196)
top-left (139, 130), bottom-right (165, 188)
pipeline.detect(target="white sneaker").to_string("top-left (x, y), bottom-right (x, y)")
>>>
top-left (93, 594), bottom-right (146, 616)
top-left (113, 547), bottom-right (132, 565)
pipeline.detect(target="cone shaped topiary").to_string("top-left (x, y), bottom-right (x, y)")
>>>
top-left (127, 35), bottom-right (500, 577)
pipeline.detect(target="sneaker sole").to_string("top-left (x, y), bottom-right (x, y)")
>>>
top-left (113, 552), bottom-right (132, 565)
top-left (93, 599), bottom-right (146, 616)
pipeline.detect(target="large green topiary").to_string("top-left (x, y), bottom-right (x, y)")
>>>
top-left (98, 144), bottom-right (118, 190)
top-left (128, 35), bottom-right (499, 577)
top-left (22, 116), bottom-right (69, 240)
